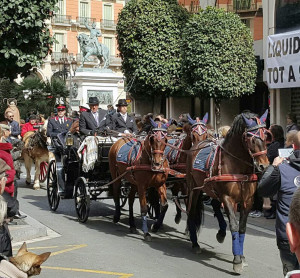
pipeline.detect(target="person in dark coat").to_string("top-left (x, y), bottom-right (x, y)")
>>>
top-left (268, 124), bottom-right (285, 164)
top-left (257, 131), bottom-right (300, 276)
top-left (47, 104), bottom-right (73, 138)
top-left (286, 113), bottom-right (299, 133)
top-left (109, 99), bottom-right (137, 135)
top-left (79, 97), bottom-right (109, 136)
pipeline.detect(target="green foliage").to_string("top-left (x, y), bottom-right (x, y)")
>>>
top-left (0, 0), bottom-right (58, 81)
top-left (182, 7), bottom-right (257, 101)
top-left (117, 0), bottom-right (189, 98)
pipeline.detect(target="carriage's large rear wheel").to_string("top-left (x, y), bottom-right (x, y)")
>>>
top-left (47, 160), bottom-right (60, 211)
top-left (39, 161), bottom-right (48, 183)
top-left (74, 177), bottom-right (90, 223)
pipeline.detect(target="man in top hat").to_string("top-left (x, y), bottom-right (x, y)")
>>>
top-left (79, 97), bottom-right (109, 136)
top-left (47, 103), bottom-right (73, 138)
top-left (109, 99), bottom-right (137, 135)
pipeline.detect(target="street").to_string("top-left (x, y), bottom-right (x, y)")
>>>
top-left (13, 172), bottom-right (284, 278)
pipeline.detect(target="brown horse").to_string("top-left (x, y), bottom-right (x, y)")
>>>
top-left (22, 128), bottom-right (51, 189)
top-left (109, 119), bottom-right (170, 241)
top-left (186, 110), bottom-right (270, 274)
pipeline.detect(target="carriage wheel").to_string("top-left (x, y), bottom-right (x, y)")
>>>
top-left (39, 161), bottom-right (48, 183)
top-left (47, 160), bottom-right (60, 211)
top-left (74, 177), bottom-right (90, 223)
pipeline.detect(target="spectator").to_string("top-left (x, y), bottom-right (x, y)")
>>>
top-left (268, 124), bottom-right (285, 164)
top-left (21, 115), bottom-right (38, 137)
top-left (285, 187), bottom-right (300, 277)
top-left (286, 113), bottom-right (299, 133)
top-left (257, 131), bottom-right (300, 276)
top-left (286, 130), bottom-right (298, 148)
top-left (1, 111), bottom-right (20, 140)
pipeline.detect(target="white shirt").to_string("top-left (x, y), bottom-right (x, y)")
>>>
top-left (120, 113), bottom-right (127, 122)
top-left (59, 117), bottom-right (64, 124)
top-left (93, 112), bottom-right (99, 125)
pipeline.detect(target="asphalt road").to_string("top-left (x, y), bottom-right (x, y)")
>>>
top-left (15, 175), bottom-right (283, 278)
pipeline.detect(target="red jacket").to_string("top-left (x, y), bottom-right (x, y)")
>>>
top-left (21, 122), bottom-right (38, 137)
top-left (0, 143), bottom-right (15, 196)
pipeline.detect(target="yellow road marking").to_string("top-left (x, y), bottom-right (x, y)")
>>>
top-left (49, 244), bottom-right (87, 256)
top-left (42, 266), bottom-right (133, 277)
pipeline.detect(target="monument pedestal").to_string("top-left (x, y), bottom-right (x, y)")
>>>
top-left (69, 68), bottom-right (123, 111)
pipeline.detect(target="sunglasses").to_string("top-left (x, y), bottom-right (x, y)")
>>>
top-left (57, 109), bottom-right (65, 112)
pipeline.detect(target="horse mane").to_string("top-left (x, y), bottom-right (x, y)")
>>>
top-left (23, 129), bottom-right (47, 149)
top-left (224, 111), bottom-right (257, 143)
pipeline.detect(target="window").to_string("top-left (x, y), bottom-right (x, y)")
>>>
top-left (80, 1), bottom-right (89, 18)
top-left (54, 33), bottom-right (64, 52)
top-left (103, 4), bottom-right (113, 27)
top-left (103, 37), bottom-right (113, 55)
top-left (57, 0), bottom-right (64, 14)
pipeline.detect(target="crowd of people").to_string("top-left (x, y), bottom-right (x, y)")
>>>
top-left (1, 99), bottom-right (300, 276)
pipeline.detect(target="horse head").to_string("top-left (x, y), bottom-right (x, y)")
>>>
top-left (148, 118), bottom-right (169, 171)
top-left (187, 113), bottom-right (208, 144)
top-left (242, 109), bottom-right (269, 172)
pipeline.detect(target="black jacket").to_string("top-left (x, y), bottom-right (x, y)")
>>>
top-left (109, 112), bottom-right (137, 134)
top-left (47, 116), bottom-right (73, 138)
top-left (79, 109), bottom-right (109, 135)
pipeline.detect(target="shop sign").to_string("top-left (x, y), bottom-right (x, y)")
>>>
top-left (266, 29), bottom-right (300, 89)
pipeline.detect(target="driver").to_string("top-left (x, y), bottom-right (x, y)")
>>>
top-left (47, 104), bottom-right (73, 138)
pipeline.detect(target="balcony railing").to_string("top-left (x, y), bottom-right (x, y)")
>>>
top-left (189, 3), bottom-right (200, 13)
top-left (51, 52), bottom-right (74, 62)
top-left (76, 17), bottom-right (96, 26)
top-left (100, 19), bottom-right (117, 30)
top-left (51, 15), bottom-right (72, 25)
top-left (75, 53), bottom-right (121, 67)
top-left (227, 0), bottom-right (257, 13)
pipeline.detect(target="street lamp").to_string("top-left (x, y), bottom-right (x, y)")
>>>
top-left (50, 44), bottom-right (78, 112)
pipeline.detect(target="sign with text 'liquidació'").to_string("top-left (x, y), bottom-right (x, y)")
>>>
top-left (266, 29), bottom-right (300, 89)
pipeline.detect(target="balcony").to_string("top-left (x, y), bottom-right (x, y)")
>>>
top-left (227, 0), bottom-right (257, 14)
top-left (51, 15), bottom-right (71, 25)
top-left (51, 52), bottom-right (74, 62)
top-left (189, 3), bottom-right (200, 13)
top-left (76, 17), bottom-right (96, 27)
top-left (100, 19), bottom-right (117, 30)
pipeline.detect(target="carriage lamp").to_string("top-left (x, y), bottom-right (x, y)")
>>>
top-left (66, 134), bottom-right (74, 146)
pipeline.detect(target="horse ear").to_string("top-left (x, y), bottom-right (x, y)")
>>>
top-left (162, 119), bottom-right (172, 129)
top-left (260, 109), bottom-right (268, 123)
top-left (242, 113), bottom-right (254, 128)
top-left (150, 117), bottom-right (158, 128)
top-left (202, 112), bottom-right (208, 124)
top-left (187, 114), bottom-right (196, 125)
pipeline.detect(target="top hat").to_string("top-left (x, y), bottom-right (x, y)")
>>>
top-left (116, 99), bottom-right (128, 107)
top-left (87, 97), bottom-right (99, 105)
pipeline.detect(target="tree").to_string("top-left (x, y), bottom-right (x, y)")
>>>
top-left (117, 0), bottom-right (189, 99)
top-left (182, 7), bottom-right (257, 102)
top-left (0, 0), bottom-right (58, 81)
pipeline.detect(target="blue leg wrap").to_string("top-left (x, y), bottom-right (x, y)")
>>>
top-left (239, 233), bottom-right (245, 255)
top-left (142, 215), bottom-right (148, 234)
top-left (232, 231), bottom-right (240, 256)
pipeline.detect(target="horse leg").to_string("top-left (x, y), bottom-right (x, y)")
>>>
top-left (24, 153), bottom-right (32, 185)
top-left (33, 159), bottom-right (41, 190)
top-left (128, 185), bottom-right (137, 233)
top-left (211, 199), bottom-right (227, 243)
top-left (187, 190), bottom-right (203, 254)
top-left (112, 180), bottom-right (121, 223)
top-left (223, 195), bottom-right (243, 274)
top-left (138, 186), bottom-right (151, 241)
top-left (172, 182), bottom-right (182, 224)
top-left (151, 184), bottom-right (168, 233)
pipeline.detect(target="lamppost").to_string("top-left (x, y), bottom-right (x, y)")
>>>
top-left (50, 45), bottom-right (77, 112)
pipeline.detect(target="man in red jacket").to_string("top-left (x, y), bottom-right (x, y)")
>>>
top-left (0, 129), bottom-right (15, 196)
top-left (21, 115), bottom-right (38, 138)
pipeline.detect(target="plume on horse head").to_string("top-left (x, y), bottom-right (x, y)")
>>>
top-left (150, 118), bottom-right (172, 131)
top-left (187, 113), bottom-right (208, 126)
top-left (242, 109), bottom-right (268, 129)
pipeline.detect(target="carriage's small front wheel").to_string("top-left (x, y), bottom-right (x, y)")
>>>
top-left (74, 177), bottom-right (90, 223)
top-left (39, 161), bottom-right (48, 183)
top-left (47, 160), bottom-right (60, 211)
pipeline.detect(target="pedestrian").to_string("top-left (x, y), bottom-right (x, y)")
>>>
top-left (1, 111), bottom-right (21, 140)
top-left (286, 113), bottom-right (299, 133)
top-left (285, 187), bottom-right (300, 277)
top-left (286, 130), bottom-right (298, 148)
top-left (257, 131), bottom-right (300, 276)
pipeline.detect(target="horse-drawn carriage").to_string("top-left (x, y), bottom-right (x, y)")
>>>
top-left (46, 134), bottom-right (130, 222)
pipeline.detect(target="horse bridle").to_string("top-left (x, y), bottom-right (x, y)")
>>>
top-left (242, 118), bottom-right (268, 159)
top-left (147, 128), bottom-right (168, 171)
top-left (191, 122), bottom-right (207, 138)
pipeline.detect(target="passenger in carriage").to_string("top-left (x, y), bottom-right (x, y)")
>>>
top-left (47, 103), bottom-right (73, 138)
top-left (109, 99), bottom-right (137, 135)
top-left (79, 97), bottom-right (109, 136)
top-left (20, 115), bottom-right (39, 138)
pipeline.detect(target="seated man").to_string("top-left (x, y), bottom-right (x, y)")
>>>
top-left (1, 111), bottom-right (20, 140)
top-left (79, 97), bottom-right (109, 136)
top-left (20, 115), bottom-right (39, 138)
top-left (109, 99), bottom-right (137, 135)
top-left (47, 103), bottom-right (73, 138)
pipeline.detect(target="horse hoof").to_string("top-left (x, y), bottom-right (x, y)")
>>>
top-left (174, 214), bottom-right (181, 224)
top-left (33, 185), bottom-right (40, 190)
top-left (192, 243), bottom-right (202, 254)
top-left (130, 227), bottom-right (138, 234)
top-left (144, 233), bottom-right (152, 242)
top-left (216, 230), bottom-right (226, 243)
top-left (241, 256), bottom-right (248, 267)
top-left (151, 224), bottom-right (159, 233)
top-left (113, 215), bottom-right (120, 223)
top-left (233, 262), bottom-right (243, 274)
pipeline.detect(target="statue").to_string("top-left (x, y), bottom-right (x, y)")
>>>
top-left (4, 98), bottom-right (20, 124)
top-left (77, 19), bottom-right (110, 68)
top-left (71, 83), bottom-right (78, 98)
